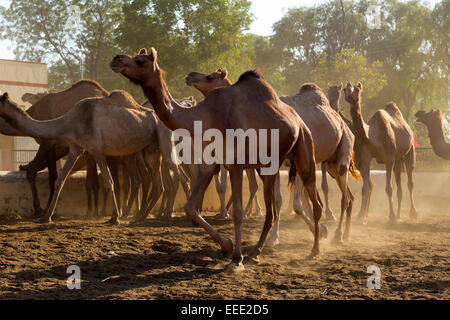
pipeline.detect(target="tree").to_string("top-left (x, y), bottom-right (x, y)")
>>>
top-left (117, 0), bottom-right (254, 99)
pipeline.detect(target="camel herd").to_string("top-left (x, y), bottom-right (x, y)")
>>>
top-left (0, 47), bottom-right (445, 272)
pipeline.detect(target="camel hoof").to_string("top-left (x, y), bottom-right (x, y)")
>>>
top-left (220, 238), bottom-right (233, 257)
top-left (306, 248), bottom-right (320, 260)
top-left (332, 235), bottom-right (344, 245)
top-left (104, 218), bottom-right (120, 225)
top-left (324, 210), bottom-right (337, 221)
top-left (343, 233), bottom-right (350, 242)
top-left (320, 224), bottom-right (328, 239)
top-left (225, 262), bottom-right (245, 273)
top-left (266, 237), bottom-right (279, 247)
top-left (37, 216), bottom-right (52, 224)
top-left (244, 255), bottom-right (260, 265)
top-left (409, 210), bottom-right (418, 221)
top-left (215, 212), bottom-right (230, 219)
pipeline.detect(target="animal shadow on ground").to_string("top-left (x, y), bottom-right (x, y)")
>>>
top-left (0, 247), bottom-right (225, 300)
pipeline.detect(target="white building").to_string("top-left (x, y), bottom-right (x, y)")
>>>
top-left (0, 59), bottom-right (48, 170)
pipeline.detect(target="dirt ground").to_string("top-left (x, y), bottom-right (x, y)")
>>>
top-left (0, 209), bottom-right (448, 300)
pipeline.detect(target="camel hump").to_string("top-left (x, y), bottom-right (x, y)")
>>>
top-left (384, 102), bottom-right (403, 118)
top-left (299, 83), bottom-right (322, 94)
top-left (236, 69), bottom-right (264, 83)
top-left (70, 79), bottom-right (109, 95)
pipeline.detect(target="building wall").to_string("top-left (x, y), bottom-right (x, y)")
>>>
top-left (0, 59), bottom-right (48, 170)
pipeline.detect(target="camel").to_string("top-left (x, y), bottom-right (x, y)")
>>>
top-left (185, 70), bottom-right (358, 244)
top-left (3, 81), bottom-right (109, 218)
top-left (0, 89), bottom-right (189, 225)
top-left (344, 82), bottom-right (418, 224)
top-left (185, 69), bottom-right (262, 218)
top-left (110, 48), bottom-right (324, 271)
top-left (415, 109), bottom-right (450, 161)
top-left (18, 83), bottom-right (150, 219)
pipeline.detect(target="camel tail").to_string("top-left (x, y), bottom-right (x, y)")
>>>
top-left (348, 152), bottom-right (361, 181)
top-left (288, 126), bottom-right (316, 189)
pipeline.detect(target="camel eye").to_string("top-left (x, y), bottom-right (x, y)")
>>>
top-left (206, 76), bottom-right (213, 81)
top-left (135, 58), bottom-right (145, 66)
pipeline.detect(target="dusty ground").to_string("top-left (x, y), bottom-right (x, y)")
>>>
top-left (0, 209), bottom-right (448, 300)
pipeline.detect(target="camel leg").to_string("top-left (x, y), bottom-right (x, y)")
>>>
top-left (137, 150), bottom-right (152, 218)
top-left (138, 151), bottom-right (162, 220)
top-left (321, 162), bottom-right (336, 221)
top-left (85, 155), bottom-right (99, 218)
top-left (247, 173), bottom-right (279, 263)
top-left (184, 164), bottom-right (233, 255)
top-left (343, 187), bottom-right (354, 241)
top-left (93, 155), bottom-right (121, 225)
top-left (394, 160), bottom-right (403, 220)
top-left (244, 169), bottom-right (261, 216)
top-left (157, 161), bottom-right (171, 218)
top-left (39, 147), bottom-right (83, 223)
top-left (385, 159), bottom-right (396, 223)
top-left (215, 166), bottom-right (229, 218)
top-left (101, 188), bottom-right (109, 217)
top-left (23, 143), bottom-right (53, 217)
top-left (164, 171), bottom-right (180, 218)
top-left (44, 147), bottom-right (58, 213)
top-left (122, 155), bottom-right (141, 218)
top-left (357, 155), bottom-right (372, 224)
top-left (121, 161), bottom-right (131, 215)
top-left (329, 164), bottom-right (351, 244)
top-left (404, 148), bottom-right (418, 220)
top-left (107, 158), bottom-right (122, 219)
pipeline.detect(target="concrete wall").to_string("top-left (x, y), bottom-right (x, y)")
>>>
top-left (0, 170), bottom-right (449, 218)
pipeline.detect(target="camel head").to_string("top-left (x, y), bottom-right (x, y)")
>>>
top-left (0, 92), bottom-right (25, 120)
top-left (344, 82), bottom-right (363, 106)
top-left (327, 83), bottom-right (343, 102)
top-left (415, 109), bottom-right (443, 127)
top-left (185, 69), bottom-right (231, 96)
top-left (21, 92), bottom-right (47, 105)
top-left (110, 48), bottom-right (160, 85)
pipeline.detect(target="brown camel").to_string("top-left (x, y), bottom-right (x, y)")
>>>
top-left (110, 48), bottom-right (324, 271)
top-left (415, 109), bottom-right (450, 161)
top-left (0, 89), bottom-right (188, 224)
top-left (344, 82), bottom-right (418, 224)
top-left (185, 69), bottom-right (262, 218)
top-left (185, 70), bottom-right (358, 244)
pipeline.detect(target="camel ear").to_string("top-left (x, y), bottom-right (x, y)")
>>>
top-left (189, 96), bottom-right (194, 102)
top-left (138, 48), bottom-right (148, 55)
top-left (220, 69), bottom-right (228, 78)
top-left (339, 83), bottom-right (343, 90)
top-left (356, 82), bottom-right (363, 91)
top-left (149, 47), bottom-right (158, 62)
top-left (1, 92), bottom-right (8, 102)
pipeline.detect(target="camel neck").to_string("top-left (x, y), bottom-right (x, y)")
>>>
top-left (426, 121), bottom-right (450, 159)
top-left (330, 99), bottom-right (339, 113)
top-left (2, 103), bottom-right (67, 140)
top-left (349, 101), bottom-right (369, 143)
top-left (141, 73), bottom-right (194, 133)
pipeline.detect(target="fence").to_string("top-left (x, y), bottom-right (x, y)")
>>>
top-left (8, 147), bottom-right (450, 172)
top-left (12, 150), bottom-right (38, 166)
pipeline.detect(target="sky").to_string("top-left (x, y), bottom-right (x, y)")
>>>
top-left (0, 0), bottom-right (442, 61)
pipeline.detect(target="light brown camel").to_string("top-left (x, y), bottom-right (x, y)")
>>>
top-left (110, 48), bottom-right (324, 271)
top-left (185, 70), bottom-right (358, 244)
top-left (5, 81), bottom-right (108, 218)
top-left (0, 89), bottom-right (189, 225)
top-left (185, 69), bottom-right (262, 218)
top-left (19, 83), bottom-right (150, 219)
top-left (415, 109), bottom-right (450, 160)
top-left (344, 82), bottom-right (418, 224)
